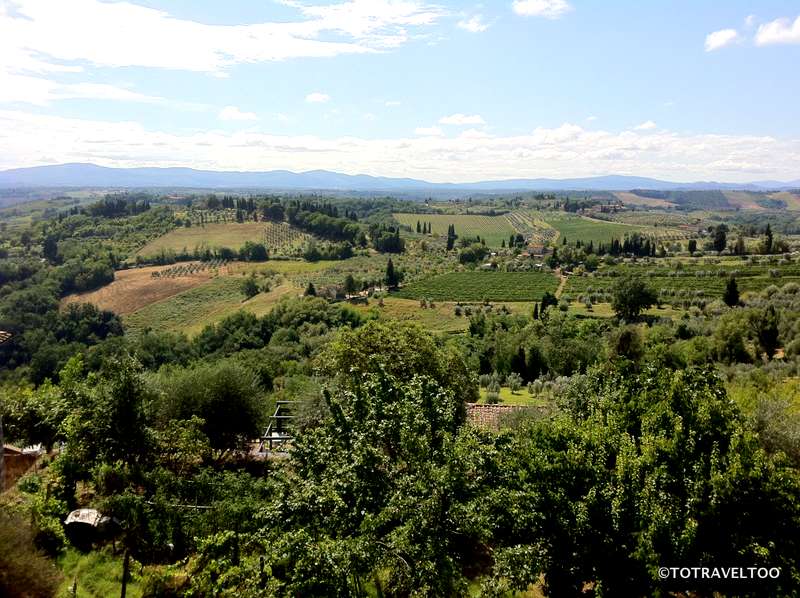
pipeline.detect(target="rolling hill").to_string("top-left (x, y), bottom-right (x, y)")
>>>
top-left (0, 163), bottom-right (797, 192)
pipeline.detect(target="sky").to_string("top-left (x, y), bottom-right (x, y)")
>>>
top-left (0, 0), bottom-right (799, 183)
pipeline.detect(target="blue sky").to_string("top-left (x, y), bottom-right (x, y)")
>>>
top-left (0, 0), bottom-right (798, 182)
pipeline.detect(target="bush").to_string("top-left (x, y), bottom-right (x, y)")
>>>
top-left (485, 391), bottom-right (500, 404)
top-left (0, 510), bottom-right (62, 597)
top-left (506, 373), bottom-right (523, 393)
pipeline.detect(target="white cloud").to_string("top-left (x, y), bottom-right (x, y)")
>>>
top-left (3, 110), bottom-right (798, 183)
top-left (439, 113), bottom-right (486, 125)
top-left (219, 106), bottom-right (258, 121)
top-left (745, 14), bottom-right (756, 28)
top-left (586, 115), bottom-right (598, 122)
top-left (459, 128), bottom-right (492, 139)
top-left (755, 16), bottom-right (800, 46)
top-left (306, 92), bottom-right (331, 103)
top-left (512, 0), bottom-right (572, 19)
top-left (385, 100), bottom-right (401, 107)
top-left (364, 112), bottom-right (377, 121)
top-left (0, 71), bottom-right (161, 105)
top-left (457, 15), bottom-right (489, 33)
top-left (414, 126), bottom-right (443, 136)
top-left (0, 0), bottom-right (444, 76)
top-left (280, 0), bottom-right (445, 48)
top-left (705, 28), bottom-right (739, 51)
top-left (634, 120), bottom-right (657, 131)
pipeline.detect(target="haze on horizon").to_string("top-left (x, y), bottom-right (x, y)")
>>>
top-left (0, 0), bottom-right (799, 183)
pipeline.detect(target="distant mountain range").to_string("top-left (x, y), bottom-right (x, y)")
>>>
top-left (0, 163), bottom-right (798, 193)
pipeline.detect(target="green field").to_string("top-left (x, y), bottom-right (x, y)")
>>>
top-left (541, 213), bottom-right (681, 245)
top-left (124, 276), bottom-right (297, 336)
top-left (393, 212), bottom-right (516, 246)
top-left (564, 260), bottom-right (800, 299)
top-left (137, 222), bottom-right (266, 257)
top-left (396, 271), bottom-right (559, 301)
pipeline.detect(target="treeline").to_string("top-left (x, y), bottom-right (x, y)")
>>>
top-left (0, 208), bottom-right (176, 381)
top-left (3, 314), bottom-right (800, 595)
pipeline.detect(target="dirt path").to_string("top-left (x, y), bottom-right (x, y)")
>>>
top-left (555, 271), bottom-right (568, 299)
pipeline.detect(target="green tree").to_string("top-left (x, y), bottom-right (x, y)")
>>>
top-left (723, 276), bottom-right (740, 307)
top-left (750, 304), bottom-right (780, 359)
top-left (304, 282), bottom-right (317, 296)
top-left (343, 274), bottom-right (358, 296)
top-left (257, 322), bottom-right (485, 595)
top-left (506, 372), bottom-right (523, 393)
top-left (483, 365), bottom-right (800, 597)
top-left (611, 277), bottom-right (658, 320)
top-left (385, 258), bottom-right (400, 288)
top-left (241, 274), bottom-right (259, 299)
top-left (765, 223), bottom-right (774, 254)
top-left (154, 360), bottom-right (265, 457)
top-left (712, 224), bottom-right (728, 253)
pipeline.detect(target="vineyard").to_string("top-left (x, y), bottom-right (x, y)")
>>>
top-left (263, 221), bottom-right (311, 255)
top-left (505, 210), bottom-right (558, 245)
top-left (179, 208), bottom-right (241, 226)
top-left (541, 212), bottom-right (691, 245)
top-left (564, 257), bottom-right (800, 301)
top-left (151, 259), bottom-right (229, 278)
top-left (396, 271), bottom-right (560, 301)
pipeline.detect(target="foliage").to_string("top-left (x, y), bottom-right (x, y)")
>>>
top-left (397, 271), bottom-right (559, 302)
top-left (611, 276), bottom-right (658, 320)
top-left (0, 509), bottom-right (62, 597)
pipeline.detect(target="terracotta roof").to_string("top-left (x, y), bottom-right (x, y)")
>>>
top-left (466, 403), bottom-right (537, 430)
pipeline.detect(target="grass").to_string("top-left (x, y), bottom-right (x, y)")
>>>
top-left (479, 386), bottom-right (551, 407)
top-left (124, 276), bottom-right (298, 336)
top-left (393, 212), bottom-right (516, 246)
top-left (541, 212), bottom-right (681, 245)
top-left (62, 262), bottom-right (218, 315)
top-left (564, 260), bottom-right (800, 299)
top-left (396, 271), bottom-right (559, 302)
top-left (768, 191), bottom-right (800, 210)
top-left (137, 222), bottom-right (266, 257)
top-left (613, 191), bottom-right (676, 208)
top-left (58, 548), bottom-right (142, 598)
top-left (351, 297), bottom-right (470, 332)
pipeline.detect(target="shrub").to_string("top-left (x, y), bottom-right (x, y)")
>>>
top-left (506, 373), bottom-right (523, 393)
top-left (0, 510), bottom-right (62, 597)
top-left (485, 391), bottom-right (500, 404)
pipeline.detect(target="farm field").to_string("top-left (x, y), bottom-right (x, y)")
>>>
top-left (769, 191), bottom-right (800, 210)
top-left (263, 221), bottom-right (311, 255)
top-left (396, 271), bottom-right (559, 301)
top-left (603, 211), bottom-right (701, 229)
top-left (541, 212), bottom-right (689, 245)
top-left (613, 191), bottom-right (676, 208)
top-left (478, 386), bottom-right (551, 407)
top-left (350, 297), bottom-right (533, 333)
top-left (564, 260), bottom-right (800, 299)
top-left (723, 191), bottom-right (765, 211)
top-left (124, 277), bottom-right (297, 336)
top-left (61, 262), bottom-right (222, 315)
top-left (393, 212), bottom-right (516, 246)
top-left (136, 222), bottom-right (265, 257)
